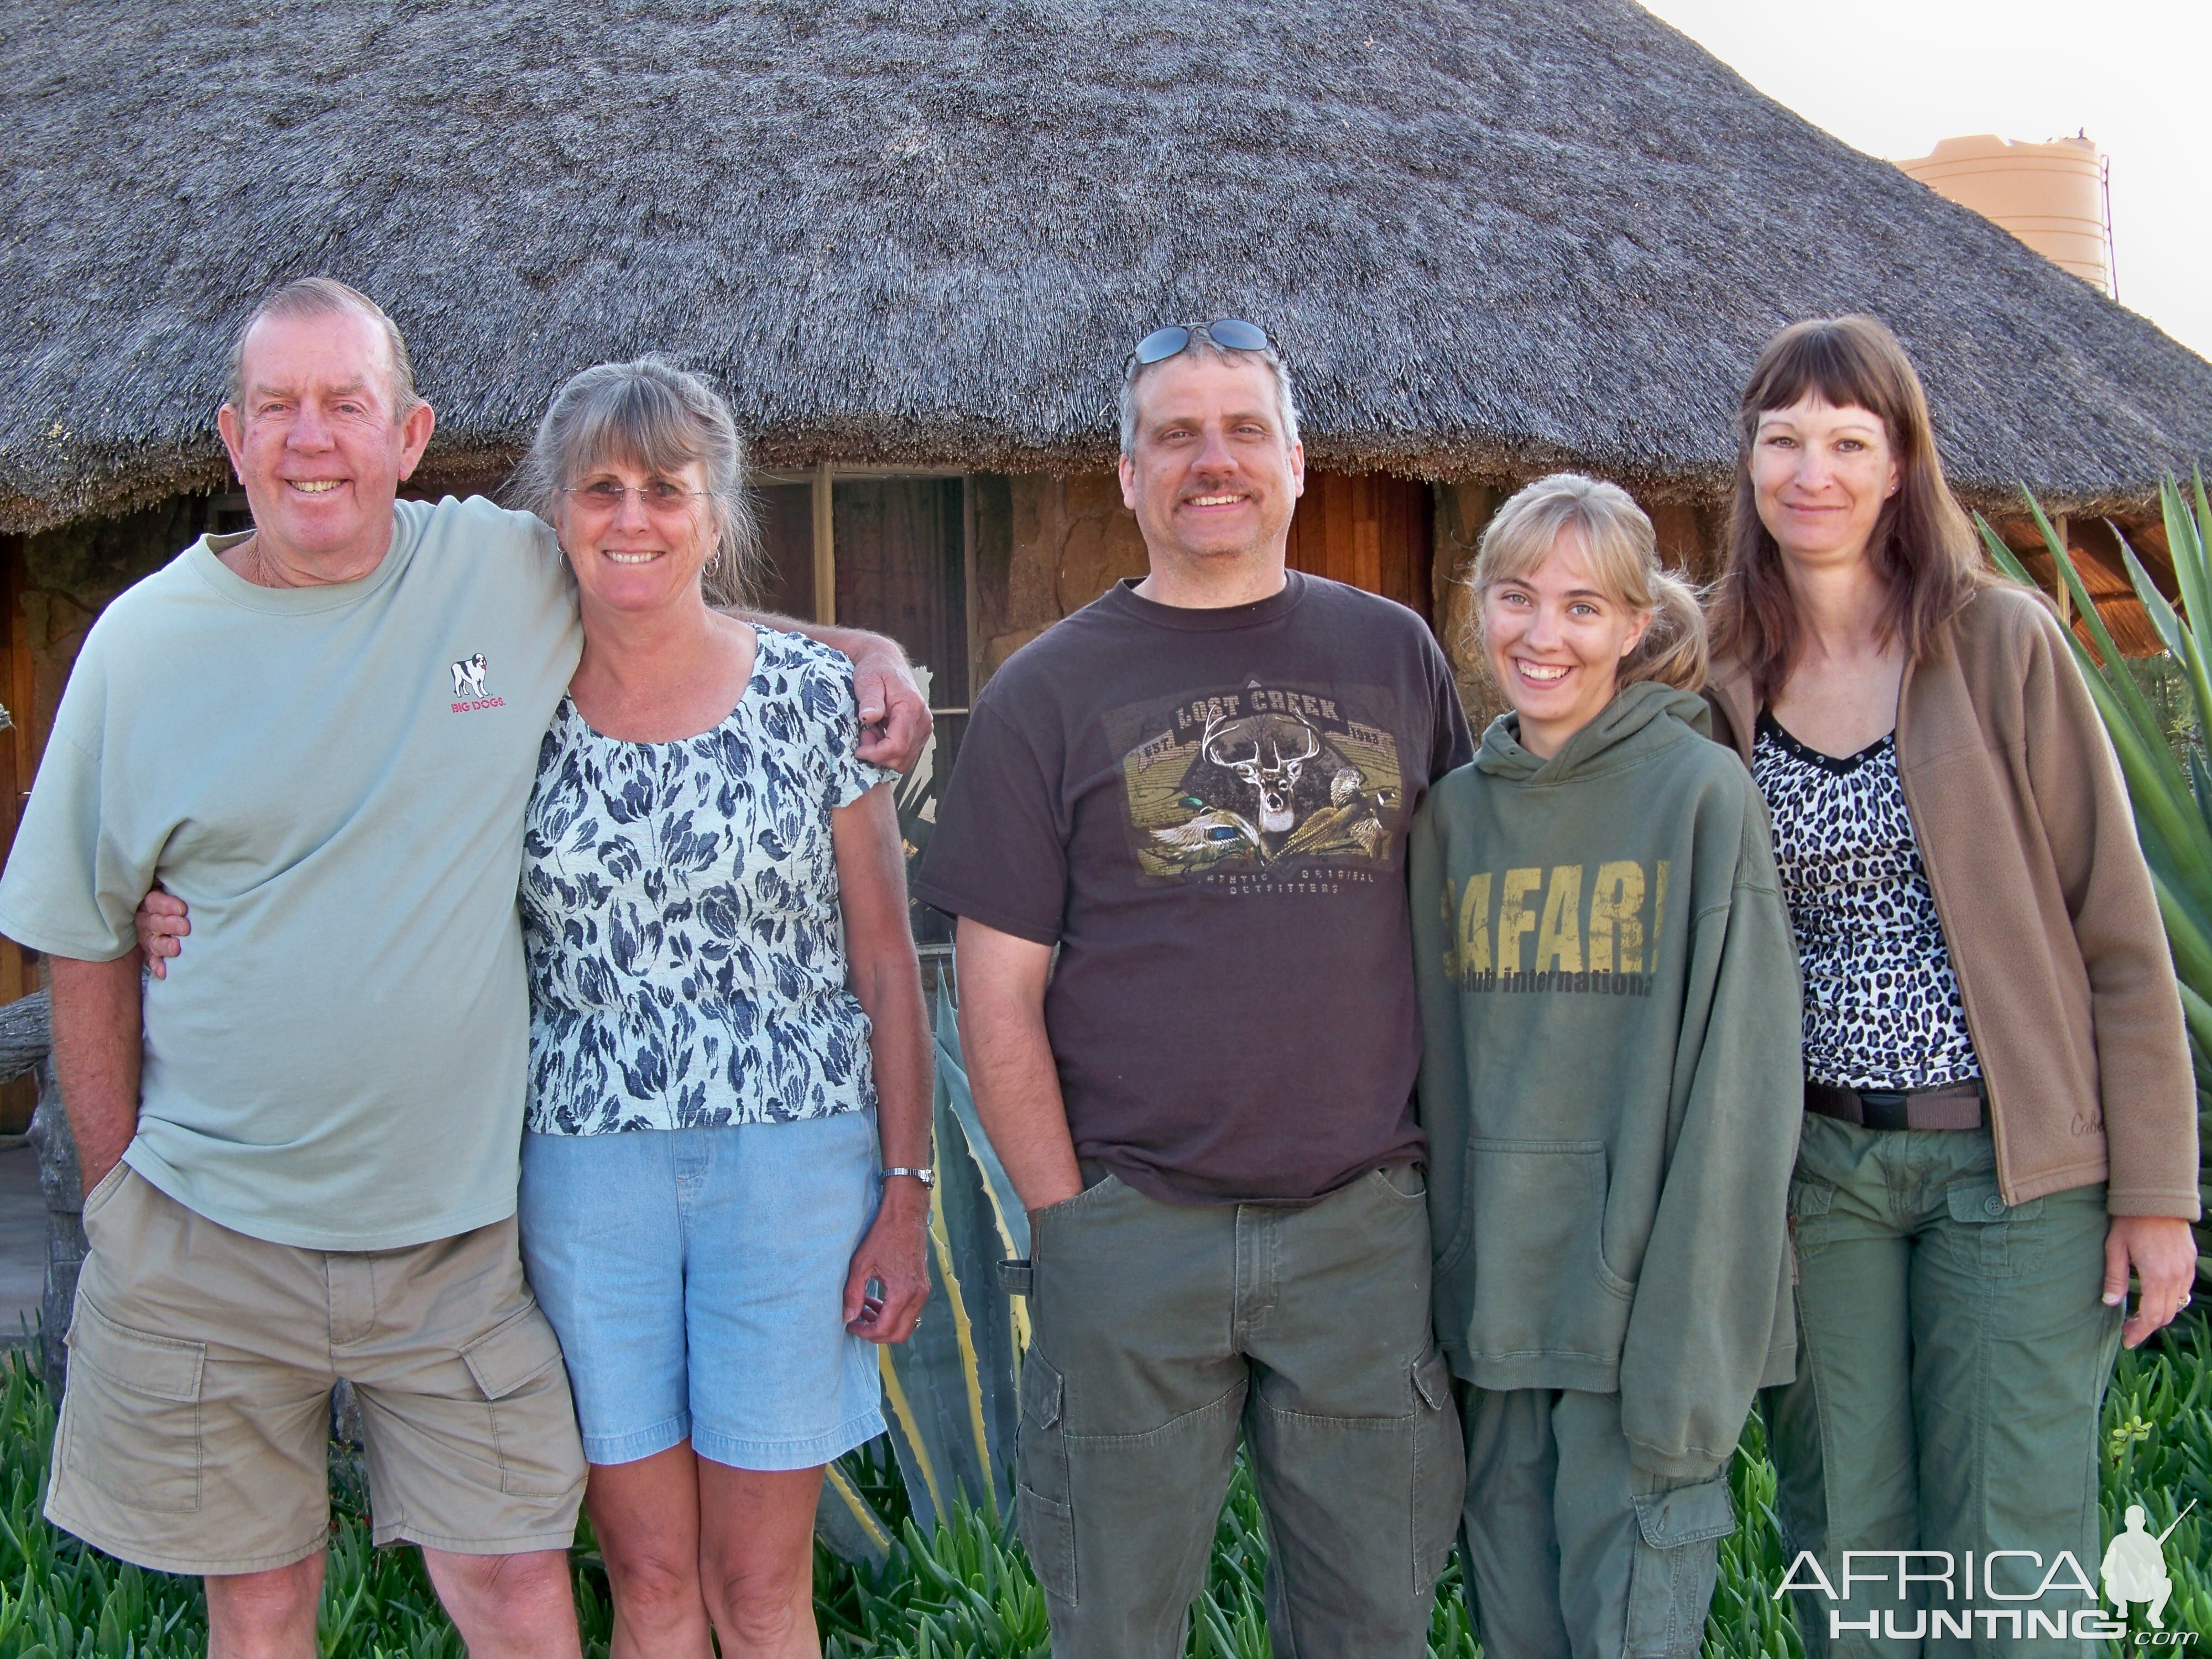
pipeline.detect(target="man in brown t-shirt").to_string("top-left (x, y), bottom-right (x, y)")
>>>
top-left (914, 322), bottom-right (1473, 1657)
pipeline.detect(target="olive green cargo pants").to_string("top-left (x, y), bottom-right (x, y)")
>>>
top-left (1763, 1117), bottom-right (2122, 1658)
top-left (1014, 1165), bottom-right (1463, 1658)
top-left (1458, 1386), bottom-right (1738, 1659)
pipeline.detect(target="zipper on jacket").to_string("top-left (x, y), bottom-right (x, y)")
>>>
top-left (1890, 656), bottom-right (2013, 1204)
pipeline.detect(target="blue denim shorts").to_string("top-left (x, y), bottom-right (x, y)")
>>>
top-left (518, 1110), bottom-right (887, 1470)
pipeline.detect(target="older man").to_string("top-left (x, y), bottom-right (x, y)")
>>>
top-left (0, 278), bottom-right (925, 1658)
top-left (914, 322), bottom-right (1474, 1657)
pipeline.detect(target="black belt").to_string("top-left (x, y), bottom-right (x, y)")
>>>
top-left (1804, 1077), bottom-right (1986, 1131)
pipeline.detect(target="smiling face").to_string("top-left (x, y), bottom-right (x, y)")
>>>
top-left (216, 306), bottom-right (434, 581)
top-left (1118, 353), bottom-right (1304, 584)
top-left (553, 456), bottom-right (718, 619)
top-left (1481, 528), bottom-right (1652, 759)
top-left (1750, 394), bottom-right (1900, 575)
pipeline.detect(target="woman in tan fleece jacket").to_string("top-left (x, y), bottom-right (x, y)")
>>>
top-left (1705, 315), bottom-right (2197, 1656)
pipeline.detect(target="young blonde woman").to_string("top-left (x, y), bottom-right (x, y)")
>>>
top-left (1709, 316), bottom-right (2197, 1655)
top-left (1410, 473), bottom-right (1802, 1659)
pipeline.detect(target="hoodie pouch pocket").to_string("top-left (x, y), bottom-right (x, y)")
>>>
top-left (1463, 1140), bottom-right (1633, 1364)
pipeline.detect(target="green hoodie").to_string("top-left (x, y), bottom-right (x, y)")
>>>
top-left (1409, 679), bottom-right (1802, 1480)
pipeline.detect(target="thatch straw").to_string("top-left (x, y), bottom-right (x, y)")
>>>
top-left (2, 0), bottom-right (2207, 533)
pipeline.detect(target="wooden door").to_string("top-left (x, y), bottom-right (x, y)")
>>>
top-left (1285, 471), bottom-right (1433, 620)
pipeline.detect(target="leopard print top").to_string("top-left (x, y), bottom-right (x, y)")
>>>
top-left (1753, 711), bottom-right (1984, 1092)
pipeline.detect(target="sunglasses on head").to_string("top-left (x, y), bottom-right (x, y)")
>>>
top-left (1125, 319), bottom-right (1272, 372)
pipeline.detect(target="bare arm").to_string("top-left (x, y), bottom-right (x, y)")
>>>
top-left (721, 609), bottom-right (933, 774)
top-left (952, 917), bottom-right (1082, 1213)
top-left (832, 784), bottom-right (932, 1342)
top-left (48, 953), bottom-right (144, 1194)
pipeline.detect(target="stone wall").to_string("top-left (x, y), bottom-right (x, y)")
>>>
top-left (972, 471), bottom-right (1148, 681)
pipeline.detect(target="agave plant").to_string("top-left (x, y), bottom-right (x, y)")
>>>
top-left (817, 977), bottom-right (1032, 1563)
top-left (1976, 473), bottom-right (2212, 1285)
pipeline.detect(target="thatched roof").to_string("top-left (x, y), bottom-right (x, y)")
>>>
top-left (4, 0), bottom-right (2209, 533)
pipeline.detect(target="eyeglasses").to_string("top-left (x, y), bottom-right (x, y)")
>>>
top-left (1125, 319), bottom-right (1272, 374)
top-left (562, 480), bottom-right (706, 517)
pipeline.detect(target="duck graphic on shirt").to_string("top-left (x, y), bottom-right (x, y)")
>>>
top-left (1121, 680), bottom-right (1404, 881)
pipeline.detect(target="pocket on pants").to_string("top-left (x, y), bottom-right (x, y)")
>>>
top-left (61, 1296), bottom-right (206, 1513)
top-left (1016, 1350), bottom-right (1076, 1604)
top-left (1625, 1474), bottom-right (1734, 1659)
top-left (79, 1159), bottom-right (132, 1222)
top-left (460, 1302), bottom-right (574, 1498)
top-left (1410, 1348), bottom-right (1463, 1596)
top-left (1943, 1177), bottom-right (2044, 1277)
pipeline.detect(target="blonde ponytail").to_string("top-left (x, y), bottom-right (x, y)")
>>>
top-left (1623, 566), bottom-right (1709, 692)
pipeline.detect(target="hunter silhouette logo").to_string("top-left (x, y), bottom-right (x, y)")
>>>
top-left (448, 654), bottom-right (503, 712)
top-left (2103, 1500), bottom-right (2193, 1631)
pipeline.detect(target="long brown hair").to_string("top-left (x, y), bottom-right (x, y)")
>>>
top-left (1714, 315), bottom-right (1990, 700)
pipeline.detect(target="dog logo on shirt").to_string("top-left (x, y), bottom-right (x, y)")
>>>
top-left (449, 654), bottom-right (503, 712)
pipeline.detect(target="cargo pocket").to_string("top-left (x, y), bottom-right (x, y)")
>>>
top-left (1015, 1350), bottom-right (1077, 1604)
top-left (1625, 1474), bottom-right (1735, 1658)
top-left (1410, 1348), bottom-right (1463, 1596)
top-left (61, 1296), bottom-right (205, 1512)
top-left (1465, 1141), bottom-right (1633, 1361)
top-left (1944, 1178), bottom-right (2043, 1277)
top-left (460, 1302), bottom-right (573, 1498)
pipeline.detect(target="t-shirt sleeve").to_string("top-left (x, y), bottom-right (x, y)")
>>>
top-left (1426, 632), bottom-right (1476, 779)
top-left (911, 697), bottom-right (1067, 946)
top-left (813, 651), bottom-right (898, 810)
top-left (0, 700), bottom-right (145, 962)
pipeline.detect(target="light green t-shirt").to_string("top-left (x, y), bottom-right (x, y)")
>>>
top-left (0, 495), bottom-right (581, 1249)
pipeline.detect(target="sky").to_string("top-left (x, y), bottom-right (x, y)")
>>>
top-left (1636, 0), bottom-right (2212, 364)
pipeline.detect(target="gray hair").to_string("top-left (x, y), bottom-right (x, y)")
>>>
top-left (1118, 324), bottom-right (1302, 457)
top-left (507, 358), bottom-right (761, 608)
top-left (225, 276), bottom-right (422, 417)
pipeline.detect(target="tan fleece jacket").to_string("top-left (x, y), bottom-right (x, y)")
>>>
top-left (1707, 583), bottom-right (2199, 1219)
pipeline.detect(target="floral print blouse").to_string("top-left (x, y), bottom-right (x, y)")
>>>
top-left (520, 629), bottom-right (895, 1134)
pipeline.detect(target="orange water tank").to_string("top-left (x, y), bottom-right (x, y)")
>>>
top-left (1895, 134), bottom-right (2113, 296)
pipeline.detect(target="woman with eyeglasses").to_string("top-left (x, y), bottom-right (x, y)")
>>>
top-left (1705, 315), bottom-right (2197, 1653)
top-left (503, 358), bottom-right (931, 1658)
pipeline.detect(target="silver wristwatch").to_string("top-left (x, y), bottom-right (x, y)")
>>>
top-left (881, 1166), bottom-right (936, 1188)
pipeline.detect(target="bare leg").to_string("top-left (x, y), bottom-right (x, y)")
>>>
top-left (206, 1553), bottom-right (325, 1659)
top-left (581, 1443), bottom-right (716, 1659)
top-left (421, 1546), bottom-right (580, 1659)
top-left (697, 1462), bottom-right (826, 1659)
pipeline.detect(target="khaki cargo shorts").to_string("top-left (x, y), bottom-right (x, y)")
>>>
top-left (46, 1164), bottom-right (586, 1577)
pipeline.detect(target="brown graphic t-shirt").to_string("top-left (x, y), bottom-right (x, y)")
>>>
top-left (914, 573), bottom-right (1474, 1203)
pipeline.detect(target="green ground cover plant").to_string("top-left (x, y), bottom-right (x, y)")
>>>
top-left (0, 1311), bottom-right (2202, 1656)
